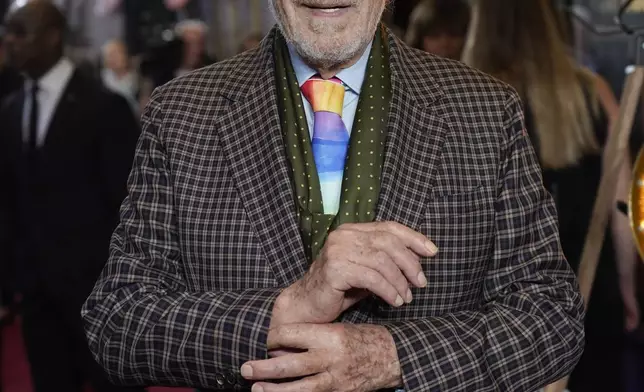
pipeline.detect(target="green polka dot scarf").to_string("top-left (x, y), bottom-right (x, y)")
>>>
top-left (274, 26), bottom-right (392, 261)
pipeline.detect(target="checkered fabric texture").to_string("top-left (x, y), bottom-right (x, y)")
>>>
top-left (81, 27), bottom-right (585, 391)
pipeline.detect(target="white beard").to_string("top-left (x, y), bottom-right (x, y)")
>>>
top-left (268, 0), bottom-right (380, 70)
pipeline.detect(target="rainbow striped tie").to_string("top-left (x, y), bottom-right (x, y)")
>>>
top-left (301, 76), bottom-right (348, 215)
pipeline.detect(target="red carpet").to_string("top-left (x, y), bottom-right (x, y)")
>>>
top-left (1, 319), bottom-right (192, 392)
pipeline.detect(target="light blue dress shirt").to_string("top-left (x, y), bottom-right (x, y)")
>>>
top-left (287, 42), bottom-right (373, 138)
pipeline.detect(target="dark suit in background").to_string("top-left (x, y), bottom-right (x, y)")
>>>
top-left (0, 66), bottom-right (22, 312)
top-left (0, 66), bottom-right (142, 392)
top-left (0, 66), bottom-right (22, 105)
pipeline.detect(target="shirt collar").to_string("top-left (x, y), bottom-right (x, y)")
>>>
top-left (25, 57), bottom-right (74, 94)
top-left (287, 41), bottom-right (372, 95)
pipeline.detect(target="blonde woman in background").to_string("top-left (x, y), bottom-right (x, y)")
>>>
top-left (464, 1), bottom-right (637, 391)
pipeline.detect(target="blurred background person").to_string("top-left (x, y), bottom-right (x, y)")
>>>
top-left (567, 4), bottom-right (600, 72)
top-left (174, 19), bottom-right (211, 77)
top-left (138, 18), bottom-right (213, 111)
top-left (100, 39), bottom-right (139, 115)
top-left (201, 0), bottom-right (275, 59)
top-left (0, 0), bottom-right (10, 21)
top-left (238, 31), bottom-right (263, 54)
top-left (405, 0), bottom-right (470, 60)
top-left (0, 2), bottom-right (142, 392)
top-left (463, 1), bottom-right (638, 391)
top-left (381, 5), bottom-right (405, 38)
top-left (121, 0), bottom-right (202, 57)
top-left (0, 25), bottom-right (22, 105)
top-left (0, 21), bottom-right (21, 392)
top-left (0, 21), bottom-right (22, 339)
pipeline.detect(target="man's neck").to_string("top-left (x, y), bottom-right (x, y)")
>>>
top-left (316, 54), bottom-right (362, 79)
top-left (301, 45), bottom-right (370, 80)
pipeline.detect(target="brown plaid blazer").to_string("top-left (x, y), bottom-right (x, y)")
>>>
top-left (82, 28), bottom-right (585, 391)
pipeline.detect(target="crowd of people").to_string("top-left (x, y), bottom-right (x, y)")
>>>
top-left (0, 0), bottom-right (642, 391)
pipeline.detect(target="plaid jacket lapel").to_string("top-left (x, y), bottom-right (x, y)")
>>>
top-left (215, 29), bottom-right (308, 287)
top-left (375, 33), bottom-right (447, 231)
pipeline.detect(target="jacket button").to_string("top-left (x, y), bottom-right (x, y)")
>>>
top-left (215, 374), bottom-right (226, 386)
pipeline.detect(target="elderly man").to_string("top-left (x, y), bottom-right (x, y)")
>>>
top-left (82, 0), bottom-right (585, 391)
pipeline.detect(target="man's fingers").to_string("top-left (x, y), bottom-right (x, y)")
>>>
top-left (328, 222), bottom-right (434, 306)
top-left (362, 248), bottom-right (413, 301)
top-left (250, 372), bottom-right (331, 392)
top-left (267, 323), bottom-right (351, 351)
top-left (345, 264), bottom-right (404, 307)
top-left (379, 221), bottom-right (438, 256)
top-left (371, 234), bottom-right (426, 290)
top-left (341, 222), bottom-right (433, 289)
top-left (268, 348), bottom-right (305, 358)
top-left (241, 351), bottom-right (325, 381)
top-left (267, 323), bottom-right (322, 350)
top-left (349, 221), bottom-right (438, 257)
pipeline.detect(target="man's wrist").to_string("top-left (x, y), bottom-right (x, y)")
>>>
top-left (270, 282), bottom-right (306, 329)
top-left (380, 326), bottom-right (404, 389)
top-left (358, 324), bottom-right (403, 389)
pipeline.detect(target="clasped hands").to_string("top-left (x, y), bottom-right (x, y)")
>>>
top-left (241, 222), bottom-right (438, 392)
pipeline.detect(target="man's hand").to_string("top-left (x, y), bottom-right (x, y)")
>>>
top-left (241, 323), bottom-right (402, 392)
top-left (272, 222), bottom-right (437, 326)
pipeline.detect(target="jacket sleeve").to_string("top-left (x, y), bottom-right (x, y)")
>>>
top-left (383, 91), bottom-right (585, 391)
top-left (81, 87), bottom-right (280, 390)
